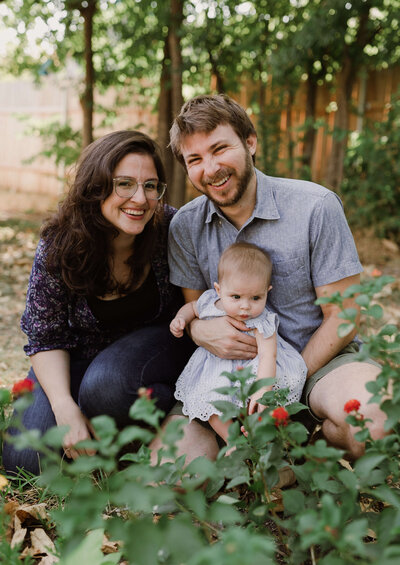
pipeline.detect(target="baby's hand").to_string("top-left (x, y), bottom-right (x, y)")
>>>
top-left (247, 386), bottom-right (272, 415)
top-left (170, 316), bottom-right (186, 338)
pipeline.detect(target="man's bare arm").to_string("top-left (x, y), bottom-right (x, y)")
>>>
top-left (302, 274), bottom-right (360, 377)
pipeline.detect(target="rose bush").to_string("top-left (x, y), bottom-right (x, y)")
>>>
top-left (0, 274), bottom-right (399, 564)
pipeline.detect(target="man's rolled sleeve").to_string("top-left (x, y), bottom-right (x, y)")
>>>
top-left (310, 192), bottom-right (362, 288)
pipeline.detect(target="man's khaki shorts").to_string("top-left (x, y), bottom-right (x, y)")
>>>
top-left (298, 341), bottom-right (381, 430)
top-left (169, 341), bottom-right (381, 436)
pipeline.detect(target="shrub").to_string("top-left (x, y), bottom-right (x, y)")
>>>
top-left (342, 93), bottom-right (400, 243)
top-left (1, 275), bottom-right (399, 564)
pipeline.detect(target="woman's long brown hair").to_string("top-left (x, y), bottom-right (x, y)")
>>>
top-left (41, 130), bottom-right (167, 296)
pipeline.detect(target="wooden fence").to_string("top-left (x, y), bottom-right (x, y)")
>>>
top-left (237, 66), bottom-right (400, 183)
top-left (0, 66), bottom-right (399, 203)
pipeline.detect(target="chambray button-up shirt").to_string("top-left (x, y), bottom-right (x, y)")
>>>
top-left (168, 169), bottom-right (362, 353)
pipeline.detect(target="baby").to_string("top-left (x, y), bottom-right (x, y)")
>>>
top-left (170, 242), bottom-right (307, 446)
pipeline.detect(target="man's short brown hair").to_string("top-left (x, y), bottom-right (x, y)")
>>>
top-left (170, 94), bottom-right (257, 166)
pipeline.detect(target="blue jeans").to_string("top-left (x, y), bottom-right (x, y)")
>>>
top-left (2, 324), bottom-right (194, 475)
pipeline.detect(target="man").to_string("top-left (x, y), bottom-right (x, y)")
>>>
top-left (160, 94), bottom-right (384, 462)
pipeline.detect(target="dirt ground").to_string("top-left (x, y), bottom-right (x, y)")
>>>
top-left (0, 188), bottom-right (399, 388)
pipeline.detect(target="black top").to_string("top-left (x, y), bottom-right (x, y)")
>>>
top-left (87, 268), bottom-right (160, 329)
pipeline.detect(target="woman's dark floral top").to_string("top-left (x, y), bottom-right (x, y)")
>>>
top-left (21, 205), bottom-right (180, 360)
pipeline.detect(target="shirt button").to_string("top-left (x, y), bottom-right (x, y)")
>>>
top-left (218, 220), bottom-right (222, 226)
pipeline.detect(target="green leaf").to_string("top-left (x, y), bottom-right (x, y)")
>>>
top-left (337, 468), bottom-right (357, 490)
top-left (185, 456), bottom-right (217, 479)
top-left (0, 388), bottom-right (12, 405)
top-left (208, 501), bottom-right (243, 524)
top-left (217, 494), bottom-right (240, 505)
top-left (354, 428), bottom-right (371, 442)
top-left (287, 401), bottom-right (307, 415)
top-left (338, 307), bottom-right (359, 321)
top-left (91, 415), bottom-right (118, 444)
top-left (354, 453), bottom-right (386, 479)
top-left (381, 399), bottom-right (400, 430)
top-left (365, 304), bottom-right (384, 319)
top-left (69, 455), bottom-right (115, 474)
top-left (287, 421), bottom-right (309, 444)
top-left (226, 474), bottom-right (250, 489)
top-left (337, 322), bottom-right (355, 338)
top-left (372, 485), bottom-right (400, 509)
top-left (129, 397), bottom-right (164, 427)
top-left (355, 294), bottom-right (370, 307)
top-left (117, 425), bottom-right (154, 447)
top-left (342, 284), bottom-right (363, 298)
top-left (183, 490), bottom-right (207, 520)
top-left (42, 425), bottom-right (68, 448)
top-left (282, 489), bottom-right (306, 515)
top-left (59, 528), bottom-right (121, 565)
top-left (211, 401), bottom-right (240, 420)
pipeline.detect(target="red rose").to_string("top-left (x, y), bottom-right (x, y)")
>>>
top-left (138, 387), bottom-right (153, 400)
top-left (271, 406), bottom-right (289, 427)
top-left (12, 378), bottom-right (34, 397)
top-left (371, 268), bottom-right (382, 277)
top-left (344, 399), bottom-right (361, 413)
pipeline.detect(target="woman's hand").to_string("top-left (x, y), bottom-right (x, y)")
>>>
top-left (53, 397), bottom-right (96, 460)
top-left (190, 316), bottom-right (257, 359)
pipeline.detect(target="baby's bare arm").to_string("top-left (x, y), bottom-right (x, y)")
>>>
top-left (170, 301), bottom-right (198, 337)
top-left (248, 330), bottom-right (277, 414)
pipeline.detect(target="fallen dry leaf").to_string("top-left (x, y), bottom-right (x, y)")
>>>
top-left (16, 502), bottom-right (48, 524)
top-left (101, 533), bottom-right (121, 554)
top-left (30, 527), bottom-right (56, 555)
top-left (10, 526), bottom-right (27, 549)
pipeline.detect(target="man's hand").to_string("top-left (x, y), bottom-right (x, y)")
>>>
top-left (170, 316), bottom-right (186, 338)
top-left (53, 397), bottom-right (96, 460)
top-left (190, 316), bottom-right (257, 359)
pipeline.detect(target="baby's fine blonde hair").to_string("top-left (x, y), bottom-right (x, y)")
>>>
top-left (217, 242), bottom-right (272, 287)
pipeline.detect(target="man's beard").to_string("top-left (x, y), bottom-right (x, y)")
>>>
top-left (199, 150), bottom-right (254, 208)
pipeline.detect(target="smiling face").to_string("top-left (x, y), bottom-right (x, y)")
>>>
top-left (214, 272), bottom-right (269, 322)
top-left (100, 152), bottom-right (159, 243)
top-left (180, 124), bottom-right (257, 209)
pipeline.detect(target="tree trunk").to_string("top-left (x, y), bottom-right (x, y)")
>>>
top-left (168, 0), bottom-right (185, 208)
top-left (286, 88), bottom-right (295, 177)
top-left (257, 80), bottom-right (268, 171)
top-left (158, 38), bottom-right (173, 184)
top-left (302, 71), bottom-right (318, 176)
top-left (208, 49), bottom-right (225, 93)
top-left (157, 0), bottom-right (185, 208)
top-left (79, 0), bottom-right (96, 148)
top-left (324, 55), bottom-right (354, 191)
top-left (325, 4), bottom-right (371, 190)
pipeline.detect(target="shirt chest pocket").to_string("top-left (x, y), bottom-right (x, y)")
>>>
top-left (269, 255), bottom-right (310, 308)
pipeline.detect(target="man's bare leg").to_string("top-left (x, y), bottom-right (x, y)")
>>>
top-left (309, 362), bottom-right (386, 460)
top-left (150, 415), bottom-right (220, 466)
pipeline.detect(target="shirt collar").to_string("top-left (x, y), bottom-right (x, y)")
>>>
top-left (205, 168), bottom-right (280, 223)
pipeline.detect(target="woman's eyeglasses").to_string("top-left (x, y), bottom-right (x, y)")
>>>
top-left (113, 177), bottom-right (167, 201)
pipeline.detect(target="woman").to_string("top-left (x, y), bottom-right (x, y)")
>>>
top-left (3, 130), bottom-right (194, 475)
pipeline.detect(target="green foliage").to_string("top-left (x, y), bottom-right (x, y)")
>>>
top-left (342, 93), bottom-right (400, 243)
top-left (1, 277), bottom-right (400, 562)
top-left (21, 119), bottom-right (82, 170)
